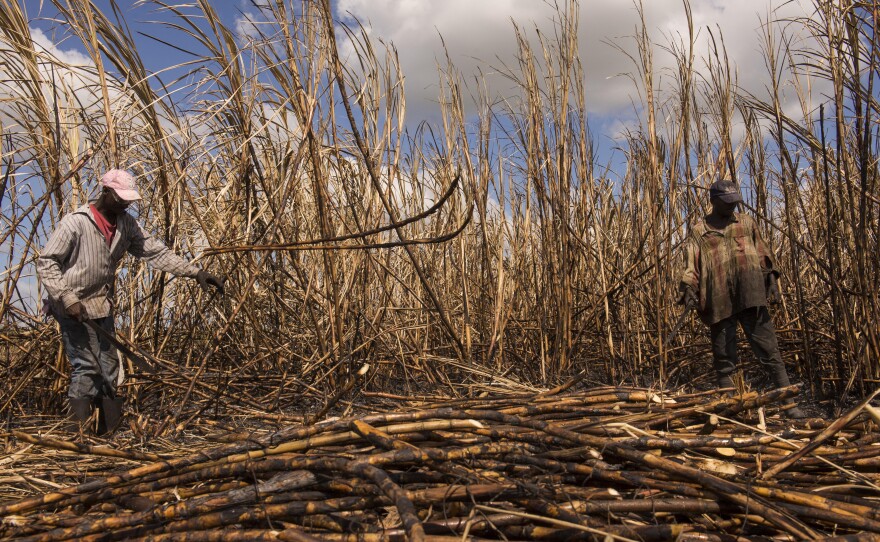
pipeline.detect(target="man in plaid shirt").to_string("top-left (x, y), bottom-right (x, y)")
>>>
top-left (37, 169), bottom-right (224, 432)
top-left (679, 179), bottom-right (805, 418)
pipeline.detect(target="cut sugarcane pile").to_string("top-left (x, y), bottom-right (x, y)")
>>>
top-left (1, 385), bottom-right (879, 541)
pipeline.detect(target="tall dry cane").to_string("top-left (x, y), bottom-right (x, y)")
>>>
top-left (317, 0), bottom-right (467, 362)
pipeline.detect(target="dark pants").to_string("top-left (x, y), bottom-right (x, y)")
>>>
top-left (55, 313), bottom-right (118, 400)
top-left (709, 306), bottom-right (787, 379)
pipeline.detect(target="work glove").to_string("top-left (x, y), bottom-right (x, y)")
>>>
top-left (65, 301), bottom-right (87, 322)
top-left (766, 272), bottom-right (780, 304)
top-left (197, 270), bottom-right (226, 295)
top-left (678, 284), bottom-right (698, 309)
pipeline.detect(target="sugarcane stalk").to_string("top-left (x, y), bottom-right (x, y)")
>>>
top-left (762, 388), bottom-right (880, 479)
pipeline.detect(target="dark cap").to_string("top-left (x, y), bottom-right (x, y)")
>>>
top-left (708, 179), bottom-right (743, 204)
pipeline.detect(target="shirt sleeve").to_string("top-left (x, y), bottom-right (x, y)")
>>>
top-left (36, 216), bottom-right (81, 308)
top-left (126, 218), bottom-right (201, 277)
top-left (749, 216), bottom-right (779, 277)
top-left (679, 232), bottom-right (700, 291)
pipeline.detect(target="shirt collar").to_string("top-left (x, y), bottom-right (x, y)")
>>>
top-left (702, 212), bottom-right (740, 225)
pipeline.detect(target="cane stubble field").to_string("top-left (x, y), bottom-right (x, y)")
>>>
top-left (1, 0), bottom-right (879, 540)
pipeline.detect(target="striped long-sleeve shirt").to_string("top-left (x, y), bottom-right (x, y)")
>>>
top-left (679, 212), bottom-right (778, 325)
top-left (36, 203), bottom-right (201, 319)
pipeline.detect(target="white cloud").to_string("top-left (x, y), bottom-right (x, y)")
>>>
top-left (333, 0), bottom-right (818, 123)
top-left (0, 26), bottom-right (114, 132)
top-left (29, 27), bottom-right (93, 67)
top-left (234, 10), bottom-right (270, 41)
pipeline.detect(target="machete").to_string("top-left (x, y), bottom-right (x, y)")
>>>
top-left (83, 319), bottom-right (158, 374)
top-left (663, 298), bottom-right (696, 349)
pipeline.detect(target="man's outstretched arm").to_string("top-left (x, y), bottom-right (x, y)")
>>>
top-left (127, 219), bottom-right (224, 293)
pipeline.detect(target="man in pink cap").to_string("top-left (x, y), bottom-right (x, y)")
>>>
top-left (37, 169), bottom-right (224, 433)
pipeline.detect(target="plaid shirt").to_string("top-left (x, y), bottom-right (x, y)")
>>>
top-left (37, 203), bottom-right (201, 319)
top-left (679, 212), bottom-right (778, 325)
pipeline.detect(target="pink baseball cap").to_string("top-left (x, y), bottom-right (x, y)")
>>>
top-left (100, 169), bottom-right (142, 201)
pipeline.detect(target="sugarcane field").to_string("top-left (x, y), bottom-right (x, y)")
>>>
top-left (1, 0), bottom-right (880, 540)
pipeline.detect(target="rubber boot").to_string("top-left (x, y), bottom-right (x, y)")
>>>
top-left (784, 404), bottom-right (808, 419)
top-left (66, 398), bottom-right (92, 432)
top-left (717, 374), bottom-right (735, 395)
top-left (770, 364), bottom-right (792, 388)
top-left (95, 395), bottom-right (124, 436)
top-left (770, 364), bottom-right (807, 419)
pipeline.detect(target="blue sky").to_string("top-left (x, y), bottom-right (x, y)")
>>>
top-left (19, 0), bottom-right (831, 228)
top-left (24, 0), bottom-right (819, 141)
top-left (27, 1), bottom-right (246, 92)
top-left (18, 0), bottom-right (836, 213)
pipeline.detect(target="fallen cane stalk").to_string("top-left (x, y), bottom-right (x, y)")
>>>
top-left (707, 410), bottom-right (880, 491)
top-left (473, 503), bottom-right (639, 542)
top-left (762, 388), bottom-right (880, 480)
top-left (457, 408), bottom-right (819, 539)
top-left (4, 391), bottom-right (878, 541)
top-left (11, 432), bottom-right (164, 462)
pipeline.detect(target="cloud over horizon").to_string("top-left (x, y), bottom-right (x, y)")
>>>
top-left (332, 0), bottom-right (818, 130)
